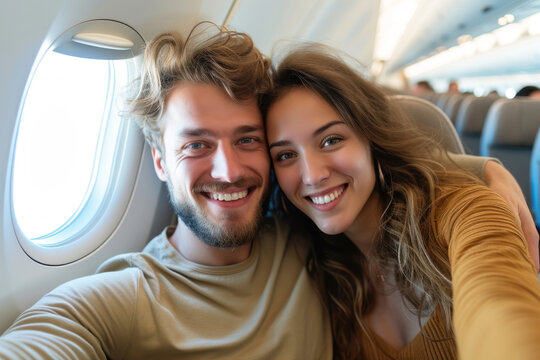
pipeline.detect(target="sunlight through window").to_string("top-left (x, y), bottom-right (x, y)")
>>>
top-left (13, 51), bottom-right (125, 242)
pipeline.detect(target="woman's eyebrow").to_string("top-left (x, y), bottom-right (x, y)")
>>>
top-left (268, 140), bottom-right (291, 150)
top-left (269, 120), bottom-right (346, 150)
top-left (313, 120), bottom-right (346, 137)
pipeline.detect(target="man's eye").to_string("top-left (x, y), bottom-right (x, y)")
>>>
top-left (238, 137), bottom-right (260, 145)
top-left (182, 142), bottom-right (210, 156)
top-left (187, 143), bottom-right (205, 149)
top-left (239, 137), bottom-right (254, 144)
top-left (322, 136), bottom-right (343, 147)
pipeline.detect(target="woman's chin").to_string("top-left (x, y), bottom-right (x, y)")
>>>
top-left (315, 220), bottom-right (347, 236)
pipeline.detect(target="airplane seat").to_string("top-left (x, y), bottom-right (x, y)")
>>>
top-left (416, 92), bottom-right (436, 103)
top-left (531, 129), bottom-right (540, 225)
top-left (480, 98), bottom-right (540, 207)
top-left (390, 95), bottom-right (465, 154)
top-left (455, 95), bottom-right (499, 155)
top-left (442, 94), bottom-right (467, 125)
top-left (435, 94), bottom-right (452, 112)
top-left (379, 85), bottom-right (407, 95)
top-left (420, 92), bottom-right (441, 105)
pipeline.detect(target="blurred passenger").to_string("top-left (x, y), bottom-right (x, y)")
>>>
top-left (411, 80), bottom-right (434, 95)
top-left (516, 85), bottom-right (540, 99)
top-left (447, 80), bottom-right (460, 93)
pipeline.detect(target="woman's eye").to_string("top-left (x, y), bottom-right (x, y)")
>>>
top-left (276, 152), bottom-right (296, 162)
top-left (322, 136), bottom-right (342, 147)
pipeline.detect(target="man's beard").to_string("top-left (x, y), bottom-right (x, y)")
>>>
top-left (167, 181), bottom-right (267, 248)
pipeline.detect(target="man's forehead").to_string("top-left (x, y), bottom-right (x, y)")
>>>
top-left (162, 83), bottom-right (263, 136)
top-left (165, 83), bottom-right (259, 113)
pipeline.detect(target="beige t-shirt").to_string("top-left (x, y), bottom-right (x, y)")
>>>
top-left (0, 217), bottom-right (332, 359)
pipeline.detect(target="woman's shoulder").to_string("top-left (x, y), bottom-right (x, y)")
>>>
top-left (437, 183), bottom-right (507, 210)
top-left (434, 183), bottom-right (521, 244)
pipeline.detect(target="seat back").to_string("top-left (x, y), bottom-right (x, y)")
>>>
top-left (455, 95), bottom-right (499, 155)
top-left (481, 98), bottom-right (540, 206)
top-left (435, 93), bottom-right (452, 112)
top-left (531, 129), bottom-right (540, 225)
top-left (442, 94), bottom-right (466, 124)
top-left (390, 95), bottom-right (465, 154)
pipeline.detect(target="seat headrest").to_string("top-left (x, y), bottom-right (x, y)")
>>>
top-left (389, 95), bottom-right (465, 154)
top-left (482, 98), bottom-right (540, 147)
top-left (455, 95), bottom-right (499, 134)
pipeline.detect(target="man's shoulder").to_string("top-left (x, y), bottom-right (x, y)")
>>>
top-left (97, 227), bottom-right (172, 274)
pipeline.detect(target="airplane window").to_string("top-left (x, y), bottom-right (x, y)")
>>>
top-left (13, 52), bottom-right (122, 241)
top-left (10, 20), bottom-right (145, 264)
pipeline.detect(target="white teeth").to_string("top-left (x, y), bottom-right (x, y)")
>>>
top-left (211, 190), bottom-right (248, 202)
top-left (310, 187), bottom-right (344, 205)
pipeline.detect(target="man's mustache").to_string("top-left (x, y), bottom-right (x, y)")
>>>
top-left (194, 178), bottom-right (263, 193)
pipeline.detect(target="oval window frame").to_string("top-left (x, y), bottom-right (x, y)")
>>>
top-left (10, 19), bottom-right (146, 265)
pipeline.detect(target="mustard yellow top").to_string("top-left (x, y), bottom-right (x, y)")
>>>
top-left (360, 185), bottom-right (540, 360)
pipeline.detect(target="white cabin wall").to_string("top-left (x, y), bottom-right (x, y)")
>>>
top-left (228, 0), bottom-right (379, 71)
top-left (1, 0), bottom-right (65, 332)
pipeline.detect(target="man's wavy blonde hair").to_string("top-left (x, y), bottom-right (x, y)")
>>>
top-left (126, 22), bottom-right (273, 152)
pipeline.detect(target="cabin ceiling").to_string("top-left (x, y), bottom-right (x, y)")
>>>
top-left (9, 0), bottom-right (540, 88)
top-left (384, 0), bottom-right (540, 75)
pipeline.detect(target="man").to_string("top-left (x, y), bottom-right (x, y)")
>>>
top-left (0, 22), bottom-right (537, 359)
top-left (0, 23), bottom-right (332, 360)
top-left (447, 80), bottom-right (460, 93)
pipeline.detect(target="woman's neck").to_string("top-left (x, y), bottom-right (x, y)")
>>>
top-left (344, 190), bottom-right (383, 256)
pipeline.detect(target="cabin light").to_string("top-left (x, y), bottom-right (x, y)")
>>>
top-left (404, 45), bottom-right (462, 78)
top-left (521, 11), bottom-right (540, 36)
top-left (370, 60), bottom-right (384, 77)
top-left (72, 32), bottom-right (134, 51)
top-left (505, 88), bottom-right (516, 99)
top-left (459, 41), bottom-right (476, 57)
top-left (504, 14), bottom-right (515, 24)
top-left (497, 14), bottom-right (515, 26)
top-left (474, 33), bottom-right (496, 52)
top-left (404, 58), bottom-right (431, 78)
top-left (493, 23), bottom-right (526, 46)
top-left (457, 34), bottom-right (472, 44)
top-left (374, 0), bottom-right (421, 61)
top-left (446, 46), bottom-right (463, 62)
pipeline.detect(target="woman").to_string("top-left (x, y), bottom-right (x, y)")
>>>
top-left (262, 45), bottom-right (540, 359)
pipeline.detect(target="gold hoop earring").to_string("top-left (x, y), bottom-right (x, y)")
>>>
top-left (376, 160), bottom-right (385, 190)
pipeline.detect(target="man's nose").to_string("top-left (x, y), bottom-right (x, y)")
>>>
top-left (301, 153), bottom-right (330, 186)
top-left (210, 142), bottom-right (246, 183)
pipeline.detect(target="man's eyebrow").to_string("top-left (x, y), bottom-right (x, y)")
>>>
top-left (269, 120), bottom-right (345, 150)
top-left (178, 128), bottom-right (215, 138)
top-left (177, 125), bottom-right (263, 138)
top-left (235, 125), bottom-right (264, 135)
